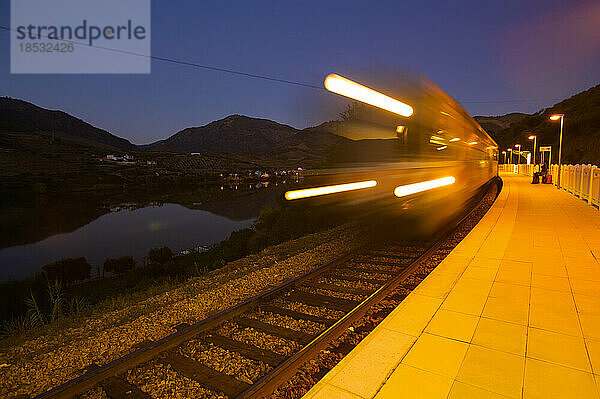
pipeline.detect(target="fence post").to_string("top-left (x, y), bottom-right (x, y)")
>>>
top-left (588, 165), bottom-right (595, 205)
top-left (579, 165), bottom-right (584, 198)
top-left (597, 168), bottom-right (600, 210)
top-left (569, 165), bottom-right (574, 192)
top-left (569, 165), bottom-right (573, 193)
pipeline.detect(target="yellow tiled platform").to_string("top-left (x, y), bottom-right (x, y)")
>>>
top-left (303, 172), bottom-right (600, 399)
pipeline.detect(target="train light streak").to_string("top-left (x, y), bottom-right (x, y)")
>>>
top-left (437, 145), bottom-right (448, 150)
top-left (394, 176), bottom-right (456, 198)
top-left (284, 180), bottom-right (377, 200)
top-left (468, 141), bottom-right (478, 145)
top-left (449, 138), bottom-right (460, 142)
top-left (324, 74), bottom-right (414, 117)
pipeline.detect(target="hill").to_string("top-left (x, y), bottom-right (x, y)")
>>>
top-left (148, 115), bottom-right (298, 154)
top-left (489, 84), bottom-right (600, 164)
top-left (474, 113), bottom-right (528, 136)
top-left (0, 97), bottom-right (135, 151)
top-left (148, 115), bottom-right (349, 167)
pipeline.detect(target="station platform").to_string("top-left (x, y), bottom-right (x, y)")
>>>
top-left (304, 172), bottom-right (600, 398)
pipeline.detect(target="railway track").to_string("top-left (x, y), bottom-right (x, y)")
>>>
top-left (34, 179), bottom-right (500, 399)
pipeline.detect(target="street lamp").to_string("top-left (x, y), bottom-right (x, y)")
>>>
top-left (515, 144), bottom-right (521, 165)
top-left (528, 135), bottom-right (537, 165)
top-left (502, 151), bottom-right (507, 164)
top-left (550, 114), bottom-right (564, 188)
top-left (507, 148), bottom-right (513, 164)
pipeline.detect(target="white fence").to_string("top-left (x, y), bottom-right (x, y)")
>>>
top-left (499, 163), bottom-right (600, 210)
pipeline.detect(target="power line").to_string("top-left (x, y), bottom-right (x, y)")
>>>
top-left (0, 25), bottom-right (324, 90)
top-left (0, 25), bottom-right (567, 105)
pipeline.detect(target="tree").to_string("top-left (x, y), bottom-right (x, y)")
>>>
top-left (104, 256), bottom-right (135, 274)
top-left (221, 228), bottom-right (254, 261)
top-left (42, 257), bottom-right (91, 285)
top-left (339, 101), bottom-right (369, 121)
top-left (148, 247), bottom-right (173, 264)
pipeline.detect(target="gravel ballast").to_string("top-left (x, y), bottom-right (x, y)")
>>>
top-left (0, 222), bottom-right (369, 398)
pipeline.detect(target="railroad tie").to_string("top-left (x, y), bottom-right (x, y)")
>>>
top-left (283, 290), bottom-right (360, 313)
top-left (158, 352), bottom-right (250, 398)
top-left (328, 273), bottom-right (389, 286)
top-left (235, 317), bottom-right (314, 345)
top-left (302, 281), bottom-right (374, 297)
top-left (339, 265), bottom-right (398, 275)
top-left (206, 334), bottom-right (285, 366)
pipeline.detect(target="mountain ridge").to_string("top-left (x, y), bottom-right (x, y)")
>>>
top-left (0, 97), bottom-right (135, 151)
top-left (488, 84), bottom-right (600, 164)
top-left (2, 83), bottom-right (599, 165)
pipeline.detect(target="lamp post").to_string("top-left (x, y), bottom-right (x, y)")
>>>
top-left (528, 135), bottom-right (537, 165)
top-left (515, 144), bottom-right (521, 165)
top-left (508, 148), bottom-right (513, 164)
top-left (550, 114), bottom-right (564, 188)
top-left (502, 151), bottom-right (507, 164)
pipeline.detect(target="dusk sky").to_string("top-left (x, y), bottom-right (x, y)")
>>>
top-left (1, 0), bottom-right (599, 144)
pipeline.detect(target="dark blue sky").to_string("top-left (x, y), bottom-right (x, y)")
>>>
top-left (1, 0), bottom-right (599, 144)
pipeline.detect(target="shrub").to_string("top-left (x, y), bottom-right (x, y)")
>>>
top-left (104, 256), bottom-right (135, 274)
top-left (148, 247), bottom-right (173, 264)
top-left (42, 257), bottom-right (91, 285)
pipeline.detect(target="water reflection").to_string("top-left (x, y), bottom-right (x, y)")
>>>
top-left (0, 185), bottom-right (285, 282)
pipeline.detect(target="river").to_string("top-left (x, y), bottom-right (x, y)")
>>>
top-left (0, 184), bottom-right (284, 282)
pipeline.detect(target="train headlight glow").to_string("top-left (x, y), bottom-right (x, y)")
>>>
top-left (284, 180), bottom-right (377, 200)
top-left (324, 74), bottom-right (414, 117)
top-left (394, 176), bottom-right (456, 198)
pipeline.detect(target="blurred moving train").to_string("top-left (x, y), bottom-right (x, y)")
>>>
top-left (284, 72), bottom-right (499, 234)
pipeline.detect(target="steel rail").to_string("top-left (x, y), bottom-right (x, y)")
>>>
top-left (34, 252), bottom-right (358, 399)
top-left (238, 177), bottom-right (499, 398)
top-left (34, 177), bottom-right (499, 399)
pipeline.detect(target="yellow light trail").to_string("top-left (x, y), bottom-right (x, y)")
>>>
top-left (394, 176), bottom-right (456, 198)
top-left (324, 74), bottom-right (414, 117)
top-left (284, 180), bottom-right (377, 200)
top-left (449, 138), bottom-right (460, 142)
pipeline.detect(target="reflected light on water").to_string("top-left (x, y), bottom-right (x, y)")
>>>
top-left (149, 220), bottom-right (169, 231)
